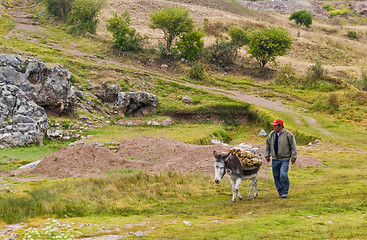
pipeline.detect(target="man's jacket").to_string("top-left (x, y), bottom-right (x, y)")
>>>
top-left (265, 129), bottom-right (297, 161)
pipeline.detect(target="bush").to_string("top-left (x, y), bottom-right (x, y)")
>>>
top-left (45, 0), bottom-right (74, 21)
top-left (176, 30), bottom-right (205, 60)
top-left (67, 0), bottom-right (104, 34)
top-left (228, 26), bottom-right (249, 57)
top-left (208, 39), bottom-right (235, 67)
top-left (247, 27), bottom-right (292, 68)
top-left (323, 3), bottom-right (334, 11)
top-left (329, 6), bottom-right (351, 17)
top-left (189, 63), bottom-right (207, 80)
top-left (347, 30), bottom-right (357, 39)
top-left (106, 12), bottom-right (144, 52)
top-left (328, 93), bottom-right (340, 110)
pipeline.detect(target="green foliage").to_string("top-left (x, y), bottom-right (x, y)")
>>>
top-left (208, 39), bottom-right (235, 67)
top-left (106, 12), bottom-right (144, 52)
top-left (67, 0), bottom-right (103, 34)
top-left (329, 6), bottom-right (352, 17)
top-left (247, 27), bottom-right (292, 68)
top-left (323, 3), bottom-right (334, 11)
top-left (228, 26), bottom-right (249, 57)
top-left (289, 10), bottom-right (313, 28)
top-left (176, 30), bottom-right (205, 60)
top-left (307, 61), bottom-right (325, 80)
top-left (189, 63), bottom-right (207, 81)
top-left (347, 30), bottom-right (357, 39)
top-left (328, 93), bottom-right (340, 110)
top-left (149, 6), bottom-right (194, 53)
top-left (45, 0), bottom-right (74, 21)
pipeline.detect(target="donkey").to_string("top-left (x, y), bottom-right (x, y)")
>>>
top-left (213, 151), bottom-right (260, 202)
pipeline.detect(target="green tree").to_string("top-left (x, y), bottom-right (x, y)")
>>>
top-left (289, 9), bottom-right (312, 37)
top-left (228, 26), bottom-right (249, 58)
top-left (67, 0), bottom-right (104, 34)
top-left (176, 30), bottom-right (204, 60)
top-left (149, 6), bottom-right (193, 54)
top-left (247, 27), bottom-right (292, 68)
top-left (106, 12), bottom-right (144, 52)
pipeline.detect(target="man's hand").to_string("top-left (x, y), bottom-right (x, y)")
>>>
top-left (291, 158), bottom-right (296, 164)
top-left (266, 158), bottom-right (270, 163)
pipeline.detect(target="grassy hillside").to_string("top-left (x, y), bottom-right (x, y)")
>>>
top-left (0, 0), bottom-right (367, 239)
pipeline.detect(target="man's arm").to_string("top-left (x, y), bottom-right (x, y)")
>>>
top-left (289, 132), bottom-right (297, 163)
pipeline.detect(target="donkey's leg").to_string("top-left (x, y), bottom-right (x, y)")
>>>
top-left (253, 177), bottom-right (258, 198)
top-left (229, 177), bottom-right (237, 202)
top-left (247, 177), bottom-right (256, 199)
top-left (235, 177), bottom-right (243, 200)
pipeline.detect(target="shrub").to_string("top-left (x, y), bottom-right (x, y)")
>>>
top-left (106, 12), bottom-right (144, 52)
top-left (208, 39), bottom-right (235, 67)
top-left (176, 30), bottom-right (205, 60)
top-left (247, 27), bottom-right (292, 68)
top-left (323, 3), bottom-right (334, 11)
top-left (328, 93), bottom-right (340, 110)
top-left (189, 63), bottom-right (207, 80)
top-left (347, 30), bottom-right (357, 39)
top-left (149, 6), bottom-right (193, 54)
top-left (329, 6), bottom-right (351, 17)
top-left (67, 0), bottom-right (104, 34)
top-left (45, 0), bottom-right (74, 21)
top-left (228, 26), bottom-right (249, 57)
top-left (307, 61), bottom-right (325, 80)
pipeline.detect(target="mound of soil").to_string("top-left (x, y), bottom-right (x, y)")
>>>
top-left (32, 143), bottom-right (129, 178)
top-left (31, 137), bottom-right (323, 179)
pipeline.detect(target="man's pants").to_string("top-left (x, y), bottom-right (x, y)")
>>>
top-left (272, 159), bottom-right (290, 196)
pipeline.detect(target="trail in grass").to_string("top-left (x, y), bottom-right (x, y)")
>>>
top-left (5, 1), bottom-right (352, 141)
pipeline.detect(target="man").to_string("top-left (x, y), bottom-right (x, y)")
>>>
top-left (265, 119), bottom-right (297, 198)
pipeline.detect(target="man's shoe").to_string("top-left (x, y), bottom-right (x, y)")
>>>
top-left (281, 194), bottom-right (288, 198)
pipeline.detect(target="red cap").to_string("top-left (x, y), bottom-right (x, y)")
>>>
top-left (271, 119), bottom-right (284, 125)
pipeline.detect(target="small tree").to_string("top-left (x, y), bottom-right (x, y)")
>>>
top-left (176, 30), bottom-right (204, 60)
top-left (67, 0), bottom-right (103, 34)
top-left (149, 6), bottom-right (193, 54)
top-left (106, 12), bottom-right (144, 52)
top-left (228, 26), bottom-right (249, 58)
top-left (247, 27), bottom-right (292, 68)
top-left (289, 9), bottom-right (312, 37)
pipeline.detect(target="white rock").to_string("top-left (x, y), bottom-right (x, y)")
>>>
top-left (183, 221), bottom-right (192, 225)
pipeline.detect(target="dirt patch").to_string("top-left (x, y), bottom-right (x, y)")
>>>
top-left (29, 137), bottom-right (322, 179)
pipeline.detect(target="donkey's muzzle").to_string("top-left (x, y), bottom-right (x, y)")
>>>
top-left (215, 178), bottom-right (220, 184)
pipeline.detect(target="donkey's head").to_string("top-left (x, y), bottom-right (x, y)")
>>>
top-left (213, 151), bottom-right (230, 184)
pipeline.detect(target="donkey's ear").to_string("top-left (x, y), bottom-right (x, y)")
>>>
top-left (213, 150), bottom-right (219, 158)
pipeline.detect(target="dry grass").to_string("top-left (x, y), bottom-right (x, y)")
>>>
top-left (95, 0), bottom-right (367, 80)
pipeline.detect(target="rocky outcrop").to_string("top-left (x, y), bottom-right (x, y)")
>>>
top-left (116, 91), bottom-right (159, 117)
top-left (95, 83), bottom-right (122, 103)
top-left (0, 54), bottom-right (75, 115)
top-left (0, 83), bottom-right (47, 148)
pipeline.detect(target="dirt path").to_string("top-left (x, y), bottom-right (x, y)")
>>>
top-left (6, 1), bottom-right (332, 135)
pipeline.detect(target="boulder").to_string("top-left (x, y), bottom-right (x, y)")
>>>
top-left (0, 83), bottom-right (47, 148)
top-left (116, 91), bottom-right (159, 117)
top-left (182, 95), bottom-right (193, 104)
top-left (0, 54), bottom-right (75, 115)
top-left (95, 83), bottom-right (122, 102)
